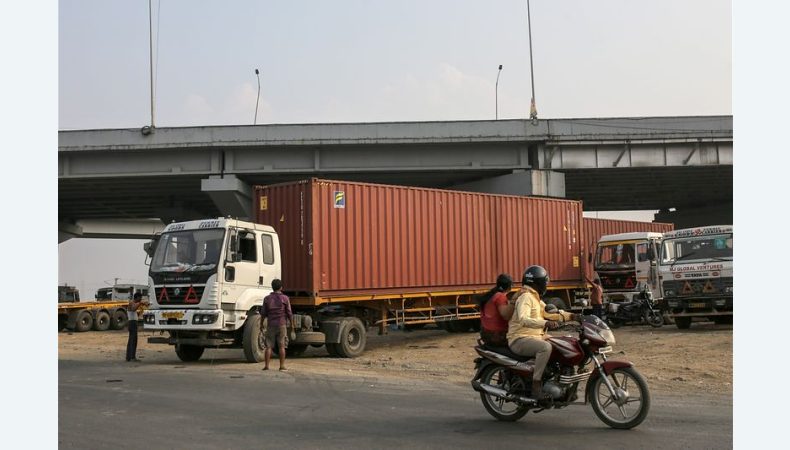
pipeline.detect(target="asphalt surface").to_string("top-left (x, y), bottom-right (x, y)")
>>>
top-left (59, 358), bottom-right (732, 449)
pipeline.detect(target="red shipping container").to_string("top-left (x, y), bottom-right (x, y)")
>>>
top-left (254, 179), bottom-right (585, 300)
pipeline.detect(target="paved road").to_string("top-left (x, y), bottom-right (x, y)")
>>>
top-left (59, 358), bottom-right (731, 449)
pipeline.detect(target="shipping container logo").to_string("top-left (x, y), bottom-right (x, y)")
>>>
top-left (260, 196), bottom-right (268, 211)
top-left (334, 191), bottom-right (345, 209)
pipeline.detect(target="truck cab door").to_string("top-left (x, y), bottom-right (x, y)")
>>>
top-left (259, 232), bottom-right (281, 291)
top-left (223, 228), bottom-right (263, 305)
top-left (635, 241), bottom-right (652, 290)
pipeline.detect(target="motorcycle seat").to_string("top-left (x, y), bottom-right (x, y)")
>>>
top-left (482, 343), bottom-right (535, 363)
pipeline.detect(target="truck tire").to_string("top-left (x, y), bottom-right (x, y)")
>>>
top-left (93, 311), bottom-right (111, 331)
top-left (242, 314), bottom-right (266, 363)
top-left (110, 309), bottom-right (128, 330)
top-left (74, 310), bottom-right (93, 332)
top-left (334, 317), bottom-right (367, 358)
top-left (547, 297), bottom-right (568, 311)
top-left (675, 317), bottom-right (692, 329)
top-left (175, 344), bottom-right (204, 362)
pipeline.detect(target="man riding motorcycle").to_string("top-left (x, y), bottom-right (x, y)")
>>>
top-left (507, 265), bottom-right (577, 400)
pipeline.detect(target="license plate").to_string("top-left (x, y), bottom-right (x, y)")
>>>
top-left (162, 311), bottom-right (184, 319)
top-left (688, 302), bottom-right (707, 309)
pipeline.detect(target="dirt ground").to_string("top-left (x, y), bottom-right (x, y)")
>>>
top-left (58, 321), bottom-right (732, 396)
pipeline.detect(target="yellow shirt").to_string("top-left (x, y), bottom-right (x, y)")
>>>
top-left (507, 286), bottom-right (573, 344)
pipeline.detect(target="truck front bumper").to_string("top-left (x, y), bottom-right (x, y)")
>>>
top-left (142, 309), bottom-right (224, 331)
top-left (666, 297), bottom-right (733, 317)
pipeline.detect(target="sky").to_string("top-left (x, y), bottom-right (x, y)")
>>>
top-left (57, 0), bottom-right (732, 295)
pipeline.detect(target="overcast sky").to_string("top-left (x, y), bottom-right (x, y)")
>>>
top-left (58, 0), bottom-right (732, 296)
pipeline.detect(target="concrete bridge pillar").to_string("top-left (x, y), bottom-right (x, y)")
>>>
top-left (449, 170), bottom-right (565, 198)
top-left (201, 175), bottom-right (253, 220)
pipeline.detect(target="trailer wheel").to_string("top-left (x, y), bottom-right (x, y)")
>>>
top-left (110, 309), bottom-right (128, 330)
top-left (74, 310), bottom-right (93, 332)
top-left (175, 344), bottom-right (204, 362)
top-left (334, 317), bottom-right (367, 358)
top-left (674, 317), bottom-right (692, 329)
top-left (93, 311), bottom-right (111, 331)
top-left (242, 314), bottom-right (266, 363)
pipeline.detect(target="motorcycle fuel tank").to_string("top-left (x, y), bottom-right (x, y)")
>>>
top-left (547, 336), bottom-right (585, 366)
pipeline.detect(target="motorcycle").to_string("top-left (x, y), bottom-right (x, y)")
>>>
top-left (606, 286), bottom-right (664, 328)
top-left (471, 304), bottom-right (651, 429)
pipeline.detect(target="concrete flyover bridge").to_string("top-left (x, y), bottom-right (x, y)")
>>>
top-left (58, 115), bottom-right (732, 241)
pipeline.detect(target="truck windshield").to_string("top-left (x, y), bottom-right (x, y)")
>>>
top-left (150, 228), bottom-right (226, 273)
top-left (595, 242), bottom-right (637, 269)
top-left (660, 233), bottom-right (733, 265)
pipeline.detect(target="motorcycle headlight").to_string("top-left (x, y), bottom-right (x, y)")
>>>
top-left (599, 329), bottom-right (616, 346)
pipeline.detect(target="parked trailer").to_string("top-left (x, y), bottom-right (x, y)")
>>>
top-left (58, 301), bottom-right (131, 332)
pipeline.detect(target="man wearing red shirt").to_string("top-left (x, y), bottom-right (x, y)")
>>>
top-left (479, 274), bottom-right (514, 346)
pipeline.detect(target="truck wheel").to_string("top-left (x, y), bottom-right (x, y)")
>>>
top-left (110, 309), bottom-right (128, 330)
top-left (93, 311), bottom-right (111, 331)
top-left (675, 317), bottom-right (692, 329)
top-left (74, 310), bottom-right (93, 332)
top-left (242, 314), bottom-right (266, 363)
top-left (175, 344), bottom-right (204, 362)
top-left (547, 297), bottom-right (568, 311)
top-left (334, 317), bottom-right (367, 358)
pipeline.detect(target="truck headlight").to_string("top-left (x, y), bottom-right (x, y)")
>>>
top-left (192, 313), bottom-right (219, 325)
top-left (143, 314), bottom-right (155, 325)
top-left (724, 286), bottom-right (733, 294)
top-left (665, 290), bottom-right (675, 297)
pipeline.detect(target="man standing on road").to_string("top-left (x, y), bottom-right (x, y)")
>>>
top-left (586, 274), bottom-right (603, 319)
top-left (261, 279), bottom-right (294, 371)
top-left (126, 292), bottom-right (149, 362)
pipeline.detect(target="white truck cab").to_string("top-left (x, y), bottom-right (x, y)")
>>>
top-left (657, 225), bottom-right (733, 329)
top-left (142, 218), bottom-right (282, 362)
top-left (594, 232), bottom-right (664, 303)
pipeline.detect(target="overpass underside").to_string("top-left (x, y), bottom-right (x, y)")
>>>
top-left (58, 117), bottom-right (733, 238)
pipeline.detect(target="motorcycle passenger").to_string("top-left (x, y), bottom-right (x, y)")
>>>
top-left (478, 274), bottom-right (515, 347)
top-left (507, 265), bottom-right (575, 400)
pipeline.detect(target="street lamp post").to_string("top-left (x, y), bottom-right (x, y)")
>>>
top-left (254, 69), bottom-right (261, 125)
top-left (526, 0), bottom-right (538, 123)
top-left (495, 65), bottom-right (503, 120)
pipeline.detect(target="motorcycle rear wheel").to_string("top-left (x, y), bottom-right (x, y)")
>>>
top-left (589, 367), bottom-right (650, 429)
top-left (478, 365), bottom-right (530, 422)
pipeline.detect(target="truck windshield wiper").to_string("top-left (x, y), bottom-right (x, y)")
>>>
top-left (670, 251), bottom-right (698, 268)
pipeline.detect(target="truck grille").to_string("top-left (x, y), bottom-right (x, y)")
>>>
top-left (155, 285), bottom-right (205, 305)
top-left (663, 277), bottom-right (733, 297)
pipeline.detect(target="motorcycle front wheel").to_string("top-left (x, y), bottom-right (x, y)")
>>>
top-left (589, 367), bottom-right (651, 429)
top-left (478, 365), bottom-right (530, 422)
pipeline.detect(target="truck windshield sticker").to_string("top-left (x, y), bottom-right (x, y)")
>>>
top-left (334, 191), bottom-right (346, 208)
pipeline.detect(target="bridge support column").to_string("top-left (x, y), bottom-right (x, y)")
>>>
top-left (201, 175), bottom-right (252, 220)
top-left (449, 170), bottom-right (565, 197)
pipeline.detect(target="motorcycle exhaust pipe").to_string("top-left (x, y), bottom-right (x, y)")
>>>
top-left (471, 380), bottom-right (538, 406)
